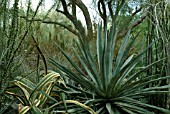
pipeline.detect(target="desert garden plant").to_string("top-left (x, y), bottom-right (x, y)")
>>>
top-left (0, 0), bottom-right (25, 112)
top-left (6, 70), bottom-right (96, 114)
top-left (1, 0), bottom-right (169, 113)
top-left (49, 21), bottom-right (170, 113)
top-left (6, 71), bottom-right (63, 114)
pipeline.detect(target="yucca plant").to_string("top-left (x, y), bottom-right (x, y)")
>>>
top-left (49, 22), bottom-right (170, 113)
top-left (6, 71), bottom-right (63, 114)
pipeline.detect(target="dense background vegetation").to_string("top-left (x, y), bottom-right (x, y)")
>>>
top-left (0, 0), bottom-right (169, 113)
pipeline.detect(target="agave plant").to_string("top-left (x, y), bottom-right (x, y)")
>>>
top-left (6, 71), bottom-right (63, 114)
top-left (49, 22), bottom-right (170, 113)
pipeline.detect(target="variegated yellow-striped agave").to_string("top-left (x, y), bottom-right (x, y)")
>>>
top-left (50, 22), bottom-right (170, 114)
top-left (6, 71), bottom-right (63, 114)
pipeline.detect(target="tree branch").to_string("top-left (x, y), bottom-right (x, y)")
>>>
top-left (56, 0), bottom-right (93, 40)
top-left (60, 0), bottom-right (69, 13)
top-left (70, 1), bottom-right (77, 18)
top-left (20, 16), bottom-right (79, 36)
top-left (108, 1), bottom-right (113, 20)
top-left (56, 0), bottom-right (147, 41)
top-left (56, 0), bottom-right (86, 39)
top-left (98, 0), bottom-right (107, 26)
top-left (117, 13), bottom-right (147, 39)
top-left (70, 0), bottom-right (93, 39)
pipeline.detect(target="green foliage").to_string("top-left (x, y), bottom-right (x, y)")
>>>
top-left (6, 71), bottom-right (63, 114)
top-left (0, 0), bottom-right (169, 113)
top-left (0, 0), bottom-right (76, 112)
top-left (49, 100), bottom-right (96, 114)
top-left (0, 0), bottom-right (24, 111)
top-left (50, 21), bottom-right (170, 113)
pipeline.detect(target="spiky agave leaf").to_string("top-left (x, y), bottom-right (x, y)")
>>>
top-left (49, 100), bottom-right (96, 114)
